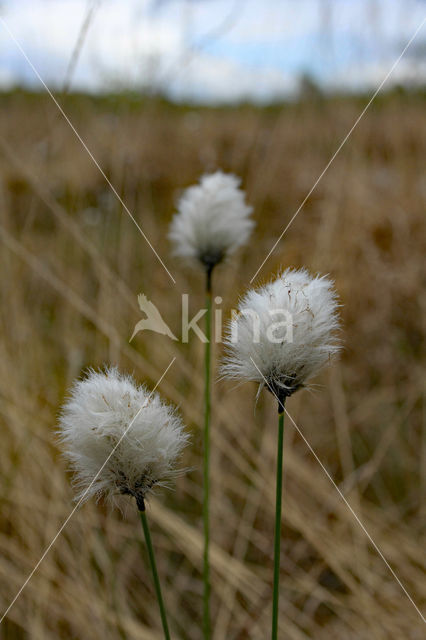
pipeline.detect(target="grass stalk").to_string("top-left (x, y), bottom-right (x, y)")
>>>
top-left (272, 405), bottom-right (285, 640)
top-left (139, 507), bottom-right (171, 640)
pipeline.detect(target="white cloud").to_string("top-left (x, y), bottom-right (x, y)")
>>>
top-left (168, 52), bottom-right (297, 103)
top-left (0, 0), bottom-right (424, 101)
top-left (329, 56), bottom-right (426, 92)
top-left (0, 66), bottom-right (15, 89)
top-left (0, 0), bottom-right (183, 89)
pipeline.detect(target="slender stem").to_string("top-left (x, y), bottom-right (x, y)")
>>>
top-left (203, 267), bottom-right (212, 639)
top-left (272, 406), bottom-right (285, 640)
top-left (139, 509), bottom-right (171, 640)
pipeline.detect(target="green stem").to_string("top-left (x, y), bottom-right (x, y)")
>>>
top-left (203, 268), bottom-right (212, 639)
top-left (139, 509), bottom-right (171, 640)
top-left (272, 407), bottom-right (285, 640)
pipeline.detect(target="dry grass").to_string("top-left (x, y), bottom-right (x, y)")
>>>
top-left (0, 90), bottom-right (425, 639)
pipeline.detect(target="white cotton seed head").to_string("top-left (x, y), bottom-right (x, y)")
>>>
top-left (58, 368), bottom-right (189, 509)
top-left (222, 268), bottom-right (341, 401)
top-left (168, 171), bottom-right (254, 270)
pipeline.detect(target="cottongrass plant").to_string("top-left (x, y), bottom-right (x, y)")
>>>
top-left (169, 170), bottom-right (254, 638)
top-left (58, 367), bottom-right (189, 640)
top-left (222, 268), bottom-right (341, 639)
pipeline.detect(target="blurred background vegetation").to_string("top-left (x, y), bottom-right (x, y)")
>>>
top-left (0, 87), bottom-right (425, 639)
top-left (0, 0), bottom-right (425, 638)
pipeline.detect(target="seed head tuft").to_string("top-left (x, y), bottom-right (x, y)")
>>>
top-left (168, 171), bottom-right (254, 270)
top-left (222, 268), bottom-right (341, 403)
top-left (58, 367), bottom-right (189, 509)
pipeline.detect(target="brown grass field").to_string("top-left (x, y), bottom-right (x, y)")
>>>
top-left (0, 90), bottom-right (425, 639)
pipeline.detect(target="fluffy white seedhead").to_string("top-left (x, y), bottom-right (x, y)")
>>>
top-left (222, 269), bottom-right (341, 403)
top-left (168, 171), bottom-right (254, 270)
top-left (58, 368), bottom-right (188, 509)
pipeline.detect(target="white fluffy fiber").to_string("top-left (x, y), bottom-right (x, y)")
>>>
top-left (58, 368), bottom-right (188, 508)
top-left (222, 269), bottom-right (341, 400)
top-left (168, 171), bottom-right (254, 268)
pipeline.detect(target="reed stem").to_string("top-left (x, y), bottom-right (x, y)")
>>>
top-left (139, 508), bottom-right (171, 640)
top-left (203, 267), bottom-right (212, 639)
top-left (272, 406), bottom-right (285, 639)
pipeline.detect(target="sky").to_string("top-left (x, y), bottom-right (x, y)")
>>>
top-left (0, 0), bottom-right (425, 103)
